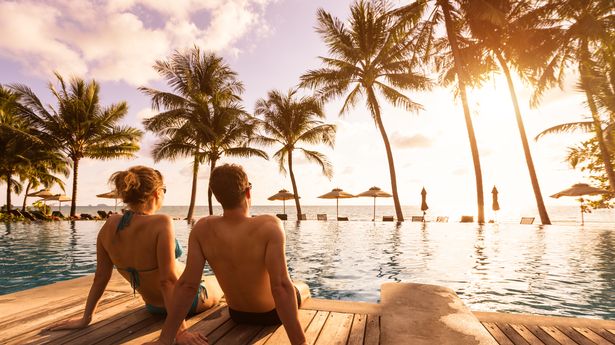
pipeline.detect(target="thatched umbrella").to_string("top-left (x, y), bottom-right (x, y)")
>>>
top-left (551, 183), bottom-right (611, 225)
top-left (356, 186), bottom-right (392, 221)
top-left (267, 189), bottom-right (297, 214)
top-left (491, 186), bottom-right (500, 212)
top-left (44, 194), bottom-right (72, 213)
top-left (318, 188), bottom-right (355, 220)
top-left (97, 191), bottom-right (121, 211)
top-left (27, 188), bottom-right (54, 209)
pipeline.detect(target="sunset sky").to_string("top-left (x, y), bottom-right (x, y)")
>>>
top-left (0, 0), bottom-right (595, 217)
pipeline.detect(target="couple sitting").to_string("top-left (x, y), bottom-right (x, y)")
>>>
top-left (46, 164), bottom-right (308, 345)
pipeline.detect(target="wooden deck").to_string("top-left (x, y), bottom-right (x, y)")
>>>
top-left (0, 273), bottom-right (613, 344)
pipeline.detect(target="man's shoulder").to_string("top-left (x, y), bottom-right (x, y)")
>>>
top-left (192, 215), bottom-right (222, 232)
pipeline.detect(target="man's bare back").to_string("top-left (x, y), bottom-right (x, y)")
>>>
top-left (193, 214), bottom-right (283, 312)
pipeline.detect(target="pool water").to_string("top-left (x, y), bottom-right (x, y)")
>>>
top-left (0, 220), bottom-right (613, 319)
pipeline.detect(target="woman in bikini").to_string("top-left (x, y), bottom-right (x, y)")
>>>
top-left (46, 166), bottom-right (222, 342)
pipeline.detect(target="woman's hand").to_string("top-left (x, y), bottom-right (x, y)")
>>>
top-left (44, 317), bottom-right (91, 331)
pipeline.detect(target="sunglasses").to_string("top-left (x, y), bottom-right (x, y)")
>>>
top-left (161, 186), bottom-right (167, 194)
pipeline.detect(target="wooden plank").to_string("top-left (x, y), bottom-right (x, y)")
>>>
top-left (262, 309), bottom-right (317, 345)
top-left (31, 297), bottom-right (144, 345)
top-left (524, 325), bottom-right (561, 345)
top-left (205, 318), bottom-right (236, 344)
top-left (539, 326), bottom-right (577, 345)
top-left (1, 292), bottom-right (132, 344)
top-left (215, 323), bottom-right (263, 345)
top-left (556, 326), bottom-right (598, 345)
top-left (302, 311), bottom-right (329, 345)
top-left (248, 325), bottom-right (280, 345)
top-left (482, 323), bottom-right (514, 345)
top-left (364, 314), bottom-right (379, 345)
top-left (509, 324), bottom-right (546, 345)
top-left (87, 310), bottom-right (162, 345)
top-left (496, 323), bottom-right (530, 345)
top-left (474, 312), bottom-right (615, 330)
top-left (573, 327), bottom-right (613, 345)
top-left (301, 299), bottom-right (381, 315)
top-left (121, 304), bottom-right (228, 344)
top-left (346, 314), bottom-right (367, 345)
top-left (313, 312), bottom-right (353, 345)
top-left (589, 328), bottom-right (615, 344)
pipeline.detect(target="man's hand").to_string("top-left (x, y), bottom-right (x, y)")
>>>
top-left (141, 331), bottom-right (208, 345)
top-left (44, 317), bottom-right (90, 331)
top-left (176, 330), bottom-right (208, 345)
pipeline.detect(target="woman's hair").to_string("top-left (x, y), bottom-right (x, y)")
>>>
top-left (109, 166), bottom-right (163, 205)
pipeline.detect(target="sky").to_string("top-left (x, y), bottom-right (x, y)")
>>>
top-left (0, 0), bottom-right (597, 218)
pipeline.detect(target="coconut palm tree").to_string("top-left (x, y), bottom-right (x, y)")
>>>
top-left (11, 74), bottom-right (142, 217)
top-left (531, 0), bottom-right (615, 191)
top-left (20, 154), bottom-right (69, 211)
top-left (254, 89), bottom-right (336, 218)
top-left (301, 0), bottom-right (431, 222)
top-left (141, 47), bottom-right (265, 219)
top-left (455, 0), bottom-right (553, 224)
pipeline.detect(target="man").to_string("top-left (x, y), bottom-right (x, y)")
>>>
top-left (147, 164), bottom-right (308, 345)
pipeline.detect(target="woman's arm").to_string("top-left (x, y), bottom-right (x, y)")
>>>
top-left (46, 225), bottom-right (114, 331)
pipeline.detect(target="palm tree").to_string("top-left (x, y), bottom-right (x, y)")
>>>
top-left (11, 74), bottom-right (142, 217)
top-left (390, 0), bottom-right (488, 223)
top-left (301, 0), bottom-right (431, 222)
top-left (141, 47), bottom-right (266, 219)
top-left (531, 0), bottom-right (615, 191)
top-left (457, 0), bottom-right (553, 224)
top-left (20, 154), bottom-right (69, 211)
top-left (254, 89), bottom-right (336, 218)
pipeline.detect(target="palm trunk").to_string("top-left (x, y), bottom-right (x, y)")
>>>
top-left (22, 180), bottom-right (32, 212)
top-left (5, 172), bottom-right (11, 212)
top-left (579, 49), bottom-right (615, 191)
top-left (288, 149), bottom-right (302, 219)
top-left (207, 158), bottom-right (217, 215)
top-left (366, 88), bottom-right (404, 222)
top-left (70, 158), bottom-right (79, 217)
top-left (441, 0), bottom-right (485, 224)
top-left (186, 154), bottom-right (199, 221)
top-left (496, 52), bottom-right (551, 225)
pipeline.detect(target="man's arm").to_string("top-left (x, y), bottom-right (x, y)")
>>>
top-left (264, 218), bottom-right (307, 345)
top-left (155, 222), bottom-right (209, 345)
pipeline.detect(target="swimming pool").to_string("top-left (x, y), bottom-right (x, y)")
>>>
top-left (0, 220), bottom-right (613, 320)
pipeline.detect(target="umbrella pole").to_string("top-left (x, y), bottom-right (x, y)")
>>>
top-left (283, 200), bottom-right (286, 214)
top-left (580, 203), bottom-right (584, 226)
top-left (336, 198), bottom-right (339, 220)
top-left (114, 199), bottom-right (117, 212)
top-left (373, 197), bottom-right (376, 221)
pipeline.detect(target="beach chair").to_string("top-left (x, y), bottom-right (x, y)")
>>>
top-left (436, 216), bottom-right (449, 223)
top-left (337, 216), bottom-right (349, 221)
top-left (22, 211), bottom-right (37, 221)
top-left (276, 214), bottom-right (288, 220)
top-left (382, 216), bottom-right (394, 222)
top-left (52, 211), bottom-right (66, 219)
top-left (30, 210), bottom-right (50, 220)
top-left (460, 215), bottom-right (474, 223)
top-left (520, 217), bottom-right (535, 224)
top-left (317, 214), bottom-right (327, 221)
top-left (411, 216), bottom-right (424, 222)
top-left (97, 210), bottom-right (108, 219)
top-left (80, 213), bottom-right (94, 220)
top-left (299, 214), bottom-right (307, 220)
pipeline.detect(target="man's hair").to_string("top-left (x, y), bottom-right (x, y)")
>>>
top-left (209, 164), bottom-right (250, 209)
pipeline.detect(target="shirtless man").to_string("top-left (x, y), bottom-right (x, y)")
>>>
top-left (148, 164), bottom-right (307, 345)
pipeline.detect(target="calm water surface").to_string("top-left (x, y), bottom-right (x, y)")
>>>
top-left (0, 220), bottom-right (613, 320)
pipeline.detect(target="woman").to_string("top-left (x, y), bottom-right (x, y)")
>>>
top-left (46, 166), bottom-right (221, 342)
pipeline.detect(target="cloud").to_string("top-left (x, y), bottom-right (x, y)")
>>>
top-left (391, 133), bottom-right (433, 149)
top-left (0, 0), bottom-right (275, 85)
top-left (137, 108), bottom-right (157, 120)
top-left (179, 163), bottom-right (211, 180)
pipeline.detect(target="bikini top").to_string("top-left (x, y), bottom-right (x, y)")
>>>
top-left (114, 210), bottom-right (183, 295)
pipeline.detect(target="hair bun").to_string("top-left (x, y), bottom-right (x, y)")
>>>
top-left (109, 166), bottom-right (163, 205)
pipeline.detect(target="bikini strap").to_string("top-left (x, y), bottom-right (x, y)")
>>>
top-left (116, 210), bottom-right (134, 232)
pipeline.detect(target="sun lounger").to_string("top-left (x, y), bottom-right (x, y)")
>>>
top-left (317, 214), bottom-right (327, 221)
top-left (460, 215), bottom-right (474, 223)
top-left (276, 213), bottom-right (288, 220)
top-left (435, 216), bottom-right (448, 223)
top-left (520, 217), bottom-right (535, 224)
top-left (20, 211), bottom-right (36, 221)
top-left (80, 213), bottom-right (94, 220)
top-left (97, 210), bottom-right (108, 219)
top-left (52, 211), bottom-right (66, 219)
top-left (411, 216), bottom-right (424, 222)
top-left (382, 216), bottom-right (394, 221)
top-left (299, 214), bottom-right (307, 220)
top-left (30, 210), bottom-right (50, 220)
top-left (337, 216), bottom-right (349, 221)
